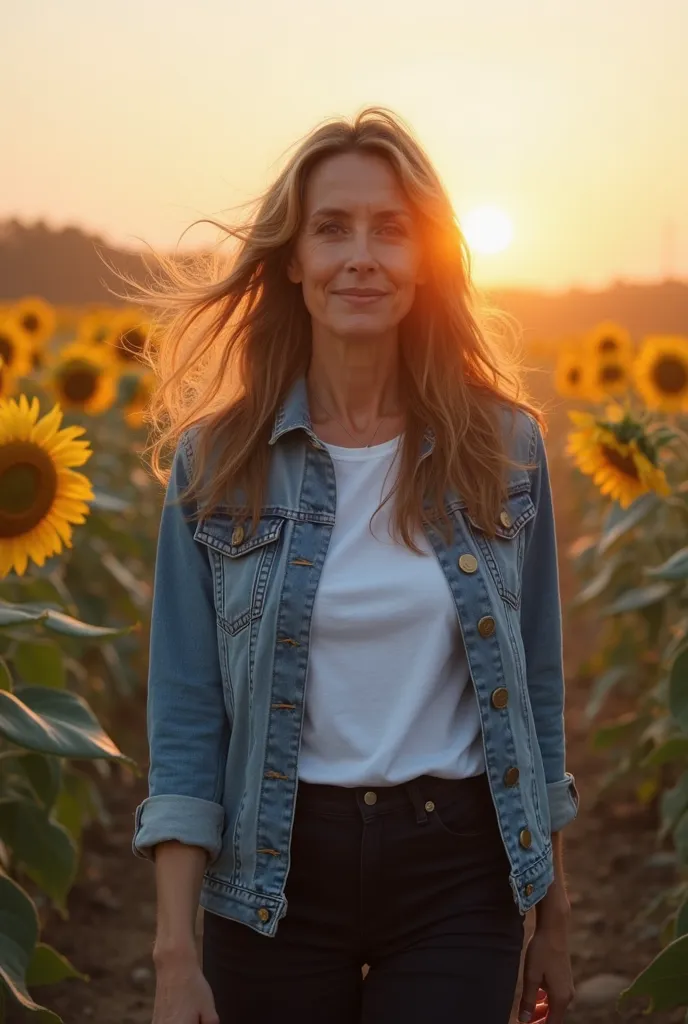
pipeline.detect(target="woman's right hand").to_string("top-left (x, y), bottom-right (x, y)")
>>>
top-left (152, 956), bottom-right (220, 1024)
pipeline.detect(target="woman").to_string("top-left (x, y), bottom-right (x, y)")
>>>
top-left (131, 107), bottom-right (579, 1024)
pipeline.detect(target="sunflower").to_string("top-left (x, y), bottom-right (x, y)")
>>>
top-left (0, 396), bottom-right (93, 577)
top-left (77, 308), bottom-right (119, 346)
top-left (47, 341), bottom-right (119, 415)
top-left (633, 335), bottom-right (688, 414)
top-left (554, 345), bottom-right (594, 400)
top-left (0, 357), bottom-right (19, 400)
top-left (590, 359), bottom-right (632, 400)
top-left (584, 321), bottom-right (634, 363)
top-left (123, 372), bottom-right (155, 428)
top-left (567, 409), bottom-right (671, 509)
top-left (105, 310), bottom-right (151, 366)
top-left (11, 297), bottom-right (57, 348)
top-left (0, 319), bottom-right (33, 379)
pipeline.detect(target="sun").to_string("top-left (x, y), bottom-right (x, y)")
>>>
top-left (462, 205), bottom-right (514, 256)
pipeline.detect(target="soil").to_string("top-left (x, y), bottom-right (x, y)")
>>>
top-left (33, 400), bottom-right (687, 1024)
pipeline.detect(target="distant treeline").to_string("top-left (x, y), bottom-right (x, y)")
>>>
top-left (1, 218), bottom-right (687, 340)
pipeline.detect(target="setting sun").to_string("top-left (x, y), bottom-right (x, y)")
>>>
top-left (462, 205), bottom-right (514, 256)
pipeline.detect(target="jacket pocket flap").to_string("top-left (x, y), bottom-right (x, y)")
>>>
top-left (194, 515), bottom-right (285, 557)
top-left (465, 489), bottom-right (536, 540)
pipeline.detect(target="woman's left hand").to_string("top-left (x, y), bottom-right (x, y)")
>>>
top-left (517, 911), bottom-right (575, 1023)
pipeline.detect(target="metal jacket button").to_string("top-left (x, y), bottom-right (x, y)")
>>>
top-left (231, 525), bottom-right (245, 545)
top-left (499, 510), bottom-right (512, 529)
top-left (458, 553), bottom-right (478, 574)
top-left (504, 766), bottom-right (520, 787)
top-left (257, 907), bottom-right (270, 922)
top-left (524, 883), bottom-right (534, 896)
top-left (491, 687), bottom-right (509, 709)
top-left (519, 828), bottom-right (532, 849)
top-left (478, 616), bottom-right (496, 638)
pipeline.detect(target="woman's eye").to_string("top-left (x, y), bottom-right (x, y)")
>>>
top-left (317, 221), bottom-right (343, 235)
top-left (380, 222), bottom-right (406, 237)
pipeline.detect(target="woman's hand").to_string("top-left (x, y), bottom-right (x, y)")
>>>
top-left (152, 952), bottom-right (219, 1024)
top-left (517, 902), bottom-right (575, 1023)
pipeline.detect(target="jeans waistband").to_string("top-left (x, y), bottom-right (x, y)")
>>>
top-left (295, 770), bottom-right (490, 822)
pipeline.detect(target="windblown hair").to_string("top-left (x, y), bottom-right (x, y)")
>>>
top-left (118, 106), bottom-right (544, 548)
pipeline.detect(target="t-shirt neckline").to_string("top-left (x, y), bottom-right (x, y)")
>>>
top-left (319, 434), bottom-right (402, 461)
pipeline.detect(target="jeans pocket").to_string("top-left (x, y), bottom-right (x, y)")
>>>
top-left (429, 787), bottom-right (498, 840)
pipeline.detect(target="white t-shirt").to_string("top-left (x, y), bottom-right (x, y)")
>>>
top-left (298, 433), bottom-right (485, 787)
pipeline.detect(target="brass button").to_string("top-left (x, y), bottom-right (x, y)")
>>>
top-left (257, 907), bottom-right (270, 922)
top-left (231, 525), bottom-right (245, 546)
top-left (491, 687), bottom-right (509, 709)
top-left (499, 510), bottom-right (512, 529)
top-left (424, 800), bottom-right (435, 813)
top-left (519, 828), bottom-right (532, 849)
top-left (524, 883), bottom-right (534, 897)
top-left (363, 791), bottom-right (377, 806)
top-left (458, 553), bottom-right (478, 574)
top-left (478, 616), bottom-right (496, 638)
top-left (504, 766), bottom-right (520, 787)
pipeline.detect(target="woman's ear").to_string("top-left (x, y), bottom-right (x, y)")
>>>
top-left (286, 255), bottom-right (302, 284)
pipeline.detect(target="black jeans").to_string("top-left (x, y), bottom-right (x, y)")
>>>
top-left (202, 770), bottom-right (524, 1023)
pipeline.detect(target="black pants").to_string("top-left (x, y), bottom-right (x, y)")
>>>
top-left (202, 770), bottom-right (524, 1023)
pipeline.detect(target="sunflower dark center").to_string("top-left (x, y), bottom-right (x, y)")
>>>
top-left (118, 328), bottom-right (145, 361)
top-left (0, 441), bottom-right (58, 538)
top-left (22, 313), bottom-right (40, 334)
top-left (58, 361), bottom-right (100, 403)
top-left (567, 367), bottom-right (581, 385)
top-left (600, 444), bottom-right (639, 481)
top-left (599, 337), bottom-right (619, 354)
top-left (599, 364), bottom-right (625, 385)
top-left (0, 336), bottom-right (15, 366)
top-left (651, 356), bottom-right (688, 395)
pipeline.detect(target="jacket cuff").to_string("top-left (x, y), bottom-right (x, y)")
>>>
top-left (547, 772), bottom-right (580, 833)
top-left (132, 794), bottom-right (225, 863)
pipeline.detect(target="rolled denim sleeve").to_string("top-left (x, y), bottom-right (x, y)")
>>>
top-left (520, 419), bottom-right (580, 834)
top-left (132, 433), bottom-right (230, 864)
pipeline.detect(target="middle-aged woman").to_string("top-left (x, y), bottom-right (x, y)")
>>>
top-left (130, 107), bottom-right (580, 1024)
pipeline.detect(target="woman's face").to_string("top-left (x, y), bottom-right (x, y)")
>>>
top-left (287, 151), bottom-right (426, 339)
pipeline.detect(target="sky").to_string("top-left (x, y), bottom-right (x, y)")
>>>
top-left (3, 0), bottom-right (687, 290)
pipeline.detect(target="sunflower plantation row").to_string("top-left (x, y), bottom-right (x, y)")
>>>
top-left (0, 297), bottom-right (161, 1021)
top-left (553, 323), bottom-right (688, 1015)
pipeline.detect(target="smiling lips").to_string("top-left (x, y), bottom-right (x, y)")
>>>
top-left (332, 288), bottom-right (388, 303)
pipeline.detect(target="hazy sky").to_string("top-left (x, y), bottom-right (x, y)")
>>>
top-left (3, 0), bottom-right (687, 289)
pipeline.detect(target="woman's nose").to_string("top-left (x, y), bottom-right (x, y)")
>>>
top-left (344, 229), bottom-right (377, 270)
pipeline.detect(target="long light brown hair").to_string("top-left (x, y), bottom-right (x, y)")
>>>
top-left (118, 106), bottom-right (543, 548)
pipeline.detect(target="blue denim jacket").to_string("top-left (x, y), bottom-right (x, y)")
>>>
top-left (132, 376), bottom-right (579, 936)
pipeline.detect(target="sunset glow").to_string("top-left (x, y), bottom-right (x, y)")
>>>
top-left (462, 206), bottom-right (514, 256)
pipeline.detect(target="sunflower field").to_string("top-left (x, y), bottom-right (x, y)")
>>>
top-left (0, 297), bottom-right (160, 1022)
top-left (1, 300), bottom-right (688, 1020)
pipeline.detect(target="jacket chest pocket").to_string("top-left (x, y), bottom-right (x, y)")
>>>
top-left (462, 489), bottom-right (535, 610)
top-left (194, 515), bottom-right (285, 636)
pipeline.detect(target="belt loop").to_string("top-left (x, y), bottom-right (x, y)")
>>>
top-left (405, 777), bottom-right (429, 825)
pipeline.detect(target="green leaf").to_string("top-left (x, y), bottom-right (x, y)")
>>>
top-left (0, 658), bottom-right (11, 692)
top-left (25, 942), bottom-right (87, 987)
top-left (642, 737), bottom-right (688, 768)
top-left (619, 933), bottom-right (688, 1011)
top-left (15, 643), bottom-right (66, 689)
top-left (0, 800), bottom-right (77, 909)
top-left (646, 547), bottom-right (688, 581)
top-left (605, 581), bottom-right (674, 615)
top-left (90, 490), bottom-right (131, 513)
top-left (598, 493), bottom-right (660, 555)
top-left (585, 665), bottom-right (626, 721)
top-left (0, 686), bottom-right (134, 764)
top-left (12, 754), bottom-right (62, 812)
top-left (661, 771), bottom-right (688, 840)
top-left (675, 811), bottom-right (688, 867)
top-left (54, 768), bottom-right (108, 843)
top-left (676, 899), bottom-right (688, 938)
top-left (670, 648), bottom-right (688, 733)
top-left (0, 872), bottom-right (61, 1021)
top-left (0, 601), bottom-right (132, 639)
top-left (592, 713), bottom-right (650, 752)
top-left (571, 559), bottom-right (619, 609)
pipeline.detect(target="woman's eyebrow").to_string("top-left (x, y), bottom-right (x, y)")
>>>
top-left (308, 206), bottom-right (412, 222)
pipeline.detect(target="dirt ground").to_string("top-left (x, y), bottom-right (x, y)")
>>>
top-left (35, 401), bottom-right (687, 1024)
